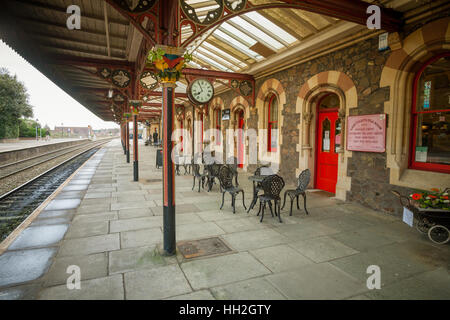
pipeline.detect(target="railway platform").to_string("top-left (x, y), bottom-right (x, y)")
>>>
top-left (0, 140), bottom-right (449, 300)
top-left (0, 138), bottom-right (86, 153)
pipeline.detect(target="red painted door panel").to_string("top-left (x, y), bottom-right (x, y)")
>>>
top-left (238, 111), bottom-right (244, 168)
top-left (316, 112), bottom-right (339, 193)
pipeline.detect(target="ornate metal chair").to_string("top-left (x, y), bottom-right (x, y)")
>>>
top-left (281, 169), bottom-right (310, 216)
top-left (192, 164), bottom-right (209, 192)
top-left (218, 165), bottom-right (246, 214)
top-left (226, 156), bottom-right (239, 186)
top-left (206, 163), bottom-right (222, 192)
top-left (257, 174), bottom-right (285, 223)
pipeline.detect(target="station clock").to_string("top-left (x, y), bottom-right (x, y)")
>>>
top-left (188, 79), bottom-right (214, 105)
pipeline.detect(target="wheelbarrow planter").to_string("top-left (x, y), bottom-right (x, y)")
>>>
top-left (392, 190), bottom-right (450, 245)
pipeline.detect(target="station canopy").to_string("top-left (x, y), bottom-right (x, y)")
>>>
top-left (0, 0), bottom-right (423, 122)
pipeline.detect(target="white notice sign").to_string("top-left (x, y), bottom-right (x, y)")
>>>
top-left (402, 207), bottom-right (414, 227)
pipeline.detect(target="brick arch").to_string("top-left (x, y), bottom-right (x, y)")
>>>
top-left (295, 70), bottom-right (357, 201)
top-left (256, 78), bottom-right (286, 107)
top-left (379, 17), bottom-right (450, 190)
top-left (229, 95), bottom-right (250, 122)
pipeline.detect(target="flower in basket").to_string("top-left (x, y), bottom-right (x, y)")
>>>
top-left (411, 193), bottom-right (422, 201)
top-left (409, 188), bottom-right (450, 210)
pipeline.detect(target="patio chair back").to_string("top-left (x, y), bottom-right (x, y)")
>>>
top-left (210, 163), bottom-right (221, 177)
top-left (297, 169), bottom-right (311, 192)
top-left (218, 165), bottom-right (234, 190)
top-left (261, 174), bottom-right (285, 200)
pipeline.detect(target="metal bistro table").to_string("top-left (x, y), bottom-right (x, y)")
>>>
top-left (247, 175), bottom-right (265, 213)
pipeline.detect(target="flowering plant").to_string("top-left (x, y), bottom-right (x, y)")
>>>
top-left (409, 188), bottom-right (450, 210)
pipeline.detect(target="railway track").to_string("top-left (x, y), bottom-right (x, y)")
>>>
top-left (0, 138), bottom-right (113, 242)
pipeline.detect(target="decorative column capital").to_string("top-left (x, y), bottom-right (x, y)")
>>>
top-left (302, 112), bottom-right (314, 124)
top-left (388, 32), bottom-right (403, 51)
top-left (129, 100), bottom-right (142, 115)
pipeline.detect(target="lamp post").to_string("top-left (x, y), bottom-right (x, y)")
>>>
top-left (61, 123), bottom-right (63, 138)
top-left (35, 119), bottom-right (39, 141)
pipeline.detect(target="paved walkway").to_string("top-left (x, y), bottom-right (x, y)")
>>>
top-left (0, 139), bottom-right (449, 300)
top-left (0, 138), bottom-right (85, 153)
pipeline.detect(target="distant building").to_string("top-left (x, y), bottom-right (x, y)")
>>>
top-left (52, 126), bottom-right (93, 138)
top-left (93, 128), bottom-right (120, 137)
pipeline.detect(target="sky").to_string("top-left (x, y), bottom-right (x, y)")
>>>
top-left (0, 40), bottom-right (119, 130)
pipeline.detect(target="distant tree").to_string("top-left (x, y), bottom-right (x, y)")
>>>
top-left (0, 68), bottom-right (33, 138)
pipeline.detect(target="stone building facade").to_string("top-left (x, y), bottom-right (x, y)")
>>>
top-left (179, 15), bottom-right (450, 216)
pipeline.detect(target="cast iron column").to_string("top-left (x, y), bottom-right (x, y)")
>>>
top-left (162, 82), bottom-right (176, 255)
top-left (122, 123), bottom-right (126, 154)
top-left (126, 120), bottom-right (130, 163)
top-left (133, 113), bottom-right (139, 181)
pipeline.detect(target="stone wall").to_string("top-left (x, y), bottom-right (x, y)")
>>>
top-left (209, 16), bottom-right (449, 216)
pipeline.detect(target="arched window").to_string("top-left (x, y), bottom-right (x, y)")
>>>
top-left (267, 93), bottom-right (278, 152)
top-left (214, 108), bottom-right (221, 145)
top-left (411, 53), bottom-right (450, 173)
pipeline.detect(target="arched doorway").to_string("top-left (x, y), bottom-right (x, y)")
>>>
top-left (315, 93), bottom-right (341, 194)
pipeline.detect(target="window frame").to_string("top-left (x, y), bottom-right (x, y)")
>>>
top-left (214, 107), bottom-right (221, 146)
top-left (267, 94), bottom-right (278, 152)
top-left (409, 52), bottom-right (450, 174)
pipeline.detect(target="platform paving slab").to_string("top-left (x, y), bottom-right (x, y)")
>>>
top-left (365, 268), bottom-right (450, 300)
top-left (45, 199), bottom-right (81, 211)
top-left (249, 244), bottom-right (314, 273)
top-left (210, 278), bottom-right (287, 300)
top-left (31, 216), bottom-right (72, 227)
top-left (221, 229), bottom-right (289, 252)
top-left (38, 274), bottom-right (124, 300)
top-left (166, 289), bottom-right (216, 300)
top-left (329, 241), bottom-right (443, 286)
top-left (176, 221), bottom-right (226, 241)
top-left (124, 264), bottom-right (192, 300)
top-left (289, 236), bottom-right (359, 263)
top-left (58, 233), bottom-right (120, 257)
top-left (0, 248), bottom-right (57, 287)
top-left (110, 216), bottom-right (162, 233)
top-left (120, 227), bottom-right (163, 249)
top-left (109, 245), bottom-right (166, 274)
top-left (266, 262), bottom-right (367, 300)
top-left (43, 252), bottom-right (108, 287)
top-left (8, 224), bottom-right (69, 250)
top-left (0, 284), bottom-right (42, 300)
top-left (180, 252), bottom-right (271, 290)
top-left (72, 211), bottom-right (118, 224)
top-left (118, 208), bottom-right (153, 219)
top-left (65, 221), bottom-right (109, 239)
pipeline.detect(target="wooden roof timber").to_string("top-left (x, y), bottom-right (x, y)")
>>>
top-left (9, 0), bottom-right (129, 27)
top-left (17, 16), bottom-right (128, 41)
top-left (1, 0), bottom-right (404, 125)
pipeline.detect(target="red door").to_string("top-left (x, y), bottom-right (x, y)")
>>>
top-left (316, 111), bottom-right (339, 193)
top-left (238, 111), bottom-right (244, 168)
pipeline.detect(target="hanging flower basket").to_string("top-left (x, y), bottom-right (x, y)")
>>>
top-left (148, 46), bottom-right (192, 83)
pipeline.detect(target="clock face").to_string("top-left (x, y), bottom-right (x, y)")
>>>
top-left (190, 79), bottom-right (214, 104)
